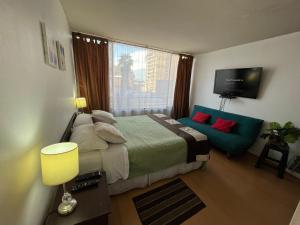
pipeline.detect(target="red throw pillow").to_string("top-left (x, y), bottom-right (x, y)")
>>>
top-left (211, 118), bottom-right (236, 133)
top-left (192, 112), bottom-right (211, 124)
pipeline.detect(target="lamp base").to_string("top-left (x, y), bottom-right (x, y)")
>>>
top-left (58, 191), bottom-right (77, 215)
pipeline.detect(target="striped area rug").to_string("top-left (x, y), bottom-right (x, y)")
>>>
top-left (133, 178), bottom-right (206, 225)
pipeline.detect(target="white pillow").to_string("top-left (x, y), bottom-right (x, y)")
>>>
top-left (92, 110), bottom-right (116, 124)
top-left (73, 113), bottom-right (93, 128)
top-left (94, 122), bottom-right (126, 144)
top-left (70, 124), bottom-right (108, 152)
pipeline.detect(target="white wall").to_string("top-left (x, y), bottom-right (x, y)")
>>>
top-left (191, 31), bottom-right (300, 156)
top-left (0, 0), bottom-right (76, 225)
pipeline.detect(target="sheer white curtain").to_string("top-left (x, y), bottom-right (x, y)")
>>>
top-left (109, 42), bottom-right (179, 116)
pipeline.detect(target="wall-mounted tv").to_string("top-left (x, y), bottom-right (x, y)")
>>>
top-left (214, 67), bottom-right (263, 99)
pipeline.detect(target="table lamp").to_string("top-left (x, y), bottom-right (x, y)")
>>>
top-left (41, 142), bottom-right (79, 215)
top-left (75, 97), bottom-right (87, 113)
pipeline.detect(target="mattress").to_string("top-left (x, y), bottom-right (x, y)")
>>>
top-left (79, 150), bottom-right (102, 174)
top-left (115, 115), bottom-right (187, 178)
top-left (77, 114), bottom-right (208, 186)
top-left (79, 143), bottom-right (129, 184)
top-left (108, 160), bottom-right (205, 195)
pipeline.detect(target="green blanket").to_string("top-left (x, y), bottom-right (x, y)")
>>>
top-left (115, 115), bottom-right (187, 178)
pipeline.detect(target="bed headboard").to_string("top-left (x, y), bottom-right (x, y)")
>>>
top-left (60, 112), bottom-right (77, 142)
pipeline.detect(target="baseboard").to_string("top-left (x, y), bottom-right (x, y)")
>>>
top-left (248, 151), bottom-right (300, 180)
top-left (286, 169), bottom-right (300, 180)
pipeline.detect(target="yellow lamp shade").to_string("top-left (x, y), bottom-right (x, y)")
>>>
top-left (41, 142), bottom-right (79, 186)
top-left (75, 97), bottom-right (87, 109)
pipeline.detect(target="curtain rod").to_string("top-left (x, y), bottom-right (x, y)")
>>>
top-left (73, 30), bottom-right (193, 56)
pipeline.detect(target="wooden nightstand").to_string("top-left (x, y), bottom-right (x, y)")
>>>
top-left (44, 172), bottom-right (111, 225)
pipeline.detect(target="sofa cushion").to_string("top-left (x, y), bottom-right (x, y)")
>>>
top-left (181, 106), bottom-right (263, 154)
top-left (211, 118), bottom-right (236, 133)
top-left (178, 117), bottom-right (254, 153)
top-left (212, 133), bottom-right (252, 153)
top-left (191, 105), bottom-right (263, 141)
top-left (192, 112), bottom-right (211, 124)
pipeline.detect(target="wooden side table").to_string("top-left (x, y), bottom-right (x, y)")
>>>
top-left (255, 141), bottom-right (289, 178)
top-left (44, 172), bottom-right (111, 225)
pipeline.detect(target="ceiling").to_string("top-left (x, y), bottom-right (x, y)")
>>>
top-left (60, 0), bottom-right (300, 54)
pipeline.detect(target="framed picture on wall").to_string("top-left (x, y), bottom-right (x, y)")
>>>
top-left (48, 39), bottom-right (58, 68)
top-left (56, 41), bottom-right (66, 70)
top-left (40, 22), bottom-right (49, 64)
top-left (40, 22), bottom-right (58, 68)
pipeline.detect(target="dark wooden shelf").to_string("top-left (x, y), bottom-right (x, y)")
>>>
top-left (45, 172), bottom-right (111, 225)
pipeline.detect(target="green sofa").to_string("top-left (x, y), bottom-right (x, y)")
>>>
top-left (178, 105), bottom-right (264, 155)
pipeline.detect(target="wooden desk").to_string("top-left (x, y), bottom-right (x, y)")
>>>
top-left (45, 172), bottom-right (111, 225)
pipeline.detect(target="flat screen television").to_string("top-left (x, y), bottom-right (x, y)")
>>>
top-left (214, 67), bottom-right (262, 99)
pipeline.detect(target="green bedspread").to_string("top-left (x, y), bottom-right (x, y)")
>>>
top-left (115, 115), bottom-right (187, 178)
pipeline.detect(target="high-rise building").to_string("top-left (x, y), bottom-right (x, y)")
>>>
top-left (145, 50), bottom-right (177, 93)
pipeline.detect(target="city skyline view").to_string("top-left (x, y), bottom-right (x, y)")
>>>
top-left (109, 42), bottom-right (179, 115)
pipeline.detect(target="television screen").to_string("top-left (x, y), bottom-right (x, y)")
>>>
top-left (214, 67), bottom-right (262, 99)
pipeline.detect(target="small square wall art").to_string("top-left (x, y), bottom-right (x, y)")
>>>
top-left (56, 41), bottom-right (66, 70)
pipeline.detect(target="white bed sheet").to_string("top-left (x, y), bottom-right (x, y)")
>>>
top-left (108, 161), bottom-right (204, 195)
top-left (79, 144), bottom-right (206, 195)
top-left (79, 143), bottom-right (129, 184)
top-left (79, 150), bottom-right (102, 174)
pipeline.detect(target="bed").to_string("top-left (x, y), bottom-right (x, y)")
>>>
top-left (71, 113), bottom-right (211, 195)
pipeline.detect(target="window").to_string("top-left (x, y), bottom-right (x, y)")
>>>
top-left (109, 42), bottom-right (179, 116)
